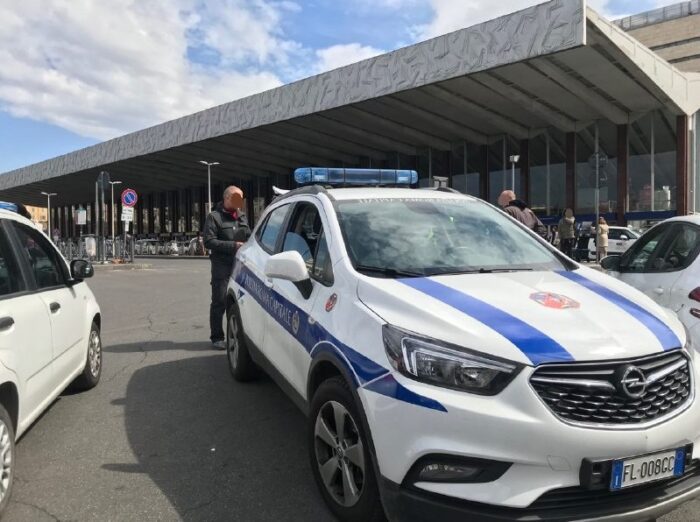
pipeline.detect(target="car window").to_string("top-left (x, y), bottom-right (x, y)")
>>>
top-left (9, 222), bottom-right (66, 289)
top-left (257, 205), bottom-right (289, 254)
top-left (608, 229), bottom-right (622, 240)
top-left (312, 230), bottom-right (334, 285)
top-left (0, 225), bottom-right (23, 297)
top-left (282, 203), bottom-right (334, 285)
top-left (648, 224), bottom-right (700, 273)
top-left (618, 224), bottom-right (670, 273)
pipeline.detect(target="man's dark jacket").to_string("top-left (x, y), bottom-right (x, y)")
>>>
top-left (204, 202), bottom-right (251, 277)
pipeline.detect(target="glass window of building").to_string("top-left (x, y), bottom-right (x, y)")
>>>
top-left (529, 132), bottom-right (565, 216)
top-left (451, 142), bottom-right (482, 196)
top-left (488, 137), bottom-right (520, 204)
top-left (575, 122), bottom-right (617, 216)
top-left (628, 110), bottom-right (677, 212)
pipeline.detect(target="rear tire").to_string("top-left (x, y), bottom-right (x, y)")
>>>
top-left (72, 321), bottom-right (102, 391)
top-left (309, 377), bottom-right (384, 522)
top-left (226, 304), bottom-right (259, 382)
top-left (0, 404), bottom-right (14, 516)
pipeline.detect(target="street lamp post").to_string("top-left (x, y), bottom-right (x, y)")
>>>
top-left (108, 181), bottom-right (122, 259)
top-left (199, 161), bottom-right (220, 215)
top-left (508, 155), bottom-right (520, 191)
top-left (41, 191), bottom-right (57, 240)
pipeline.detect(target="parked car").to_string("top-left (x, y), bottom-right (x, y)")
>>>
top-left (225, 169), bottom-right (699, 522)
top-left (602, 216), bottom-right (700, 346)
top-left (0, 202), bottom-right (102, 514)
top-left (587, 225), bottom-right (639, 260)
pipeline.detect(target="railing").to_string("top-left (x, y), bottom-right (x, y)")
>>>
top-left (614, 1), bottom-right (699, 31)
top-left (56, 236), bottom-right (136, 263)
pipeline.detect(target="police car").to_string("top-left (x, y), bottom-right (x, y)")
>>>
top-left (225, 169), bottom-right (700, 521)
top-left (0, 202), bottom-right (102, 515)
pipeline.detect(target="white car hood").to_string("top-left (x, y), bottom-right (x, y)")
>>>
top-left (357, 268), bottom-right (685, 366)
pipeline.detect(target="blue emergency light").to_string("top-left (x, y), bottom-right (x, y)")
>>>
top-left (0, 202), bottom-right (18, 213)
top-left (294, 167), bottom-right (418, 187)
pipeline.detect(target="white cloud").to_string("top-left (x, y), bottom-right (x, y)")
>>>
top-left (314, 43), bottom-right (384, 74)
top-left (0, 0), bottom-right (291, 140)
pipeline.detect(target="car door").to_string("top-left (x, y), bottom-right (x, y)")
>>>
top-left (262, 200), bottom-right (334, 396)
top-left (616, 222), bottom-right (686, 307)
top-left (235, 203), bottom-right (291, 350)
top-left (7, 221), bottom-right (86, 386)
top-left (0, 220), bottom-right (53, 424)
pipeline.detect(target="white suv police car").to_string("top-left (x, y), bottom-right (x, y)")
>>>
top-left (0, 202), bottom-right (102, 514)
top-left (226, 169), bottom-right (700, 522)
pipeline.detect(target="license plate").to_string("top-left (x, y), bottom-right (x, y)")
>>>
top-left (610, 448), bottom-right (686, 490)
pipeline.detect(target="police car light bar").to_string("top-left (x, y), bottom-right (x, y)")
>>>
top-left (294, 168), bottom-right (418, 187)
top-left (0, 202), bottom-right (19, 214)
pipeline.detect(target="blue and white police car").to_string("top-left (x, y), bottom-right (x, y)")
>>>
top-left (225, 169), bottom-right (700, 521)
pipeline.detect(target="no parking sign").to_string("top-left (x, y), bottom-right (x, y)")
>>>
top-left (121, 188), bottom-right (138, 207)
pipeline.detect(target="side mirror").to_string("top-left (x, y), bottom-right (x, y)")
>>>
top-left (264, 251), bottom-right (312, 299)
top-left (620, 235), bottom-right (629, 241)
top-left (70, 259), bottom-right (94, 282)
top-left (600, 255), bottom-right (621, 272)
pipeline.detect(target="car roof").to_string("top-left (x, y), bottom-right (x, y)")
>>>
top-left (661, 215), bottom-right (700, 226)
top-left (325, 187), bottom-right (476, 202)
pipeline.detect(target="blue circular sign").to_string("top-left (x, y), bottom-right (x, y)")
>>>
top-left (121, 189), bottom-right (138, 207)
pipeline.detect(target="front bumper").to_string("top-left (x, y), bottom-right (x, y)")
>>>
top-left (380, 462), bottom-right (700, 522)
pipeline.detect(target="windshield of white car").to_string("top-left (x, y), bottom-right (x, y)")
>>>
top-left (335, 197), bottom-right (565, 277)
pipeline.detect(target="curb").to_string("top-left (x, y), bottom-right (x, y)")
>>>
top-left (93, 263), bottom-right (153, 271)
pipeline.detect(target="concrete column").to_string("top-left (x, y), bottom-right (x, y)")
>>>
top-left (147, 194), bottom-right (155, 234)
top-left (566, 132), bottom-right (576, 211)
top-left (677, 115), bottom-right (689, 215)
top-left (198, 186), bottom-right (206, 230)
top-left (480, 144), bottom-right (488, 200)
top-left (520, 139), bottom-right (530, 203)
top-left (159, 192), bottom-right (167, 234)
top-left (172, 190), bottom-right (180, 234)
top-left (617, 124), bottom-right (628, 225)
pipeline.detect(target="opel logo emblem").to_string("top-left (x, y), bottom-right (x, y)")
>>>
top-left (615, 365), bottom-right (647, 399)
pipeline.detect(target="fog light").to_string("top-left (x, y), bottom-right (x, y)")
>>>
top-left (418, 463), bottom-right (481, 482)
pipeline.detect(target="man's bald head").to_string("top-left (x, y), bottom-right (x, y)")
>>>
top-left (497, 190), bottom-right (516, 208)
top-left (223, 185), bottom-right (244, 212)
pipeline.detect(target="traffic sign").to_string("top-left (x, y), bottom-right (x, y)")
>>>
top-left (121, 207), bottom-right (134, 222)
top-left (121, 189), bottom-right (138, 207)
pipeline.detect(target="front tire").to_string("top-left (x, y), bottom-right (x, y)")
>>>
top-left (72, 321), bottom-right (102, 391)
top-left (309, 377), bottom-right (384, 522)
top-left (0, 405), bottom-right (14, 516)
top-left (226, 304), bottom-right (258, 381)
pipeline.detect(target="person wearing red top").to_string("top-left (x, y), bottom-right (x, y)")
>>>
top-left (203, 186), bottom-right (251, 349)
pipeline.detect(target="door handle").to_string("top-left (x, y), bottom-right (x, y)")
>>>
top-left (50, 302), bottom-right (61, 313)
top-left (0, 317), bottom-right (13, 331)
top-left (264, 278), bottom-right (274, 288)
top-left (653, 287), bottom-right (664, 295)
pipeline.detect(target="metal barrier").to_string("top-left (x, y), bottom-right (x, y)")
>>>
top-left (614, 1), bottom-right (699, 31)
top-left (57, 236), bottom-right (136, 263)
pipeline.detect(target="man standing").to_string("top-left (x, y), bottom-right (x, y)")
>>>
top-left (204, 185), bottom-right (251, 349)
top-left (497, 190), bottom-right (547, 238)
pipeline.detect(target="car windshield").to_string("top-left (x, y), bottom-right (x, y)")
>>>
top-left (335, 196), bottom-right (565, 277)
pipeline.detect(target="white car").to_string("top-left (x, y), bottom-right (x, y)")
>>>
top-left (225, 169), bottom-right (700, 522)
top-left (602, 216), bottom-right (700, 345)
top-left (0, 202), bottom-right (102, 513)
top-left (587, 225), bottom-right (639, 260)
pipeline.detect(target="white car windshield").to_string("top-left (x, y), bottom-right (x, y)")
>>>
top-left (335, 197), bottom-right (566, 277)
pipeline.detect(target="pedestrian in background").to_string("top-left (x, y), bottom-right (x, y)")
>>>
top-left (204, 185), bottom-right (251, 350)
top-left (558, 208), bottom-right (576, 258)
top-left (597, 216), bottom-right (609, 260)
top-left (497, 190), bottom-right (548, 238)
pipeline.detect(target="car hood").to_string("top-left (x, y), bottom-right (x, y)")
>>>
top-left (357, 267), bottom-right (685, 366)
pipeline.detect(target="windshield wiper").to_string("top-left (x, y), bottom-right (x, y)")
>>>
top-left (354, 264), bottom-right (425, 278)
top-left (434, 267), bottom-right (535, 275)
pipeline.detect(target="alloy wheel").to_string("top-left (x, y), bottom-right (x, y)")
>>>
top-left (0, 420), bottom-right (12, 503)
top-left (88, 329), bottom-right (101, 377)
top-left (314, 400), bottom-right (365, 507)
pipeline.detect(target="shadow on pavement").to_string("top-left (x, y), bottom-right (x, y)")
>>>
top-left (103, 342), bottom-right (333, 521)
top-left (103, 341), bottom-right (214, 354)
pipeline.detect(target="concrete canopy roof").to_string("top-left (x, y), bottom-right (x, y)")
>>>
top-left (1, 0), bottom-right (698, 207)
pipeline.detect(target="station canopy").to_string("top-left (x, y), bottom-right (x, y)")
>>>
top-left (1, 0), bottom-right (699, 206)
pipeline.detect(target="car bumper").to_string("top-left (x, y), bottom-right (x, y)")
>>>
top-left (379, 464), bottom-right (700, 522)
top-left (360, 364), bottom-right (700, 509)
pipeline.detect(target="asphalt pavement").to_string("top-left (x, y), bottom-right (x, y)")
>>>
top-left (3, 258), bottom-right (699, 521)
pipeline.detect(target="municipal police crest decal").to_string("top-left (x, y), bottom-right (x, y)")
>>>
top-left (291, 311), bottom-right (300, 335)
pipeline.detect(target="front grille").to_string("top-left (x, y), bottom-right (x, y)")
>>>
top-left (531, 351), bottom-right (692, 426)
top-left (530, 461), bottom-right (700, 510)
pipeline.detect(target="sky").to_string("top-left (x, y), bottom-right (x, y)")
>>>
top-left (0, 0), bottom-right (667, 173)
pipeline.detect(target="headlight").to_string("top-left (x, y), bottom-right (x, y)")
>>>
top-left (382, 324), bottom-right (522, 395)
